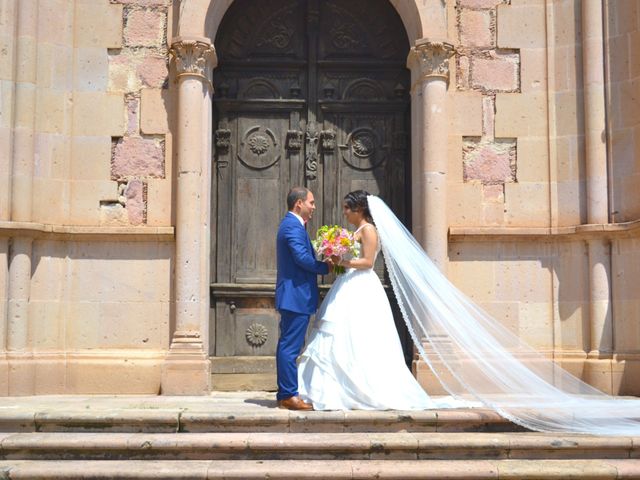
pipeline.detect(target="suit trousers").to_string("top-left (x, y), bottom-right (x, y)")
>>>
top-left (276, 309), bottom-right (310, 400)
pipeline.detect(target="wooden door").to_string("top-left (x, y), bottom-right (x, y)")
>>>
top-left (211, 0), bottom-right (411, 386)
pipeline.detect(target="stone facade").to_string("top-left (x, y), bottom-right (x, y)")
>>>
top-left (0, 0), bottom-right (639, 396)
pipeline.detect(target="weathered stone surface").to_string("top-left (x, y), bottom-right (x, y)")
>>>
top-left (113, 0), bottom-right (172, 5)
top-left (460, 9), bottom-right (493, 47)
top-left (140, 88), bottom-right (171, 134)
top-left (459, 0), bottom-right (504, 8)
top-left (124, 9), bottom-right (166, 47)
top-left (463, 138), bottom-right (517, 184)
top-left (109, 52), bottom-right (169, 92)
top-left (127, 95), bottom-right (140, 135)
top-left (137, 55), bottom-right (169, 88)
top-left (483, 184), bottom-right (504, 203)
top-left (471, 52), bottom-right (519, 92)
top-left (74, 2), bottom-right (123, 49)
top-left (124, 179), bottom-right (145, 225)
top-left (112, 136), bottom-right (164, 179)
top-left (457, 55), bottom-right (470, 89)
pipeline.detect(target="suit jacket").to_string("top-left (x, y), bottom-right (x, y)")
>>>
top-left (275, 212), bottom-right (329, 315)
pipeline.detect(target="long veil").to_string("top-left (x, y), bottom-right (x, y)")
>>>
top-left (368, 195), bottom-right (640, 435)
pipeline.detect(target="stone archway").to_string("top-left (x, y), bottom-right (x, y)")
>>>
top-left (161, 0), bottom-right (454, 394)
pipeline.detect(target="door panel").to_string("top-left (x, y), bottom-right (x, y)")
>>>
top-left (211, 0), bottom-right (411, 375)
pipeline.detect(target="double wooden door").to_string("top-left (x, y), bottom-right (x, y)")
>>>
top-left (211, 0), bottom-right (411, 371)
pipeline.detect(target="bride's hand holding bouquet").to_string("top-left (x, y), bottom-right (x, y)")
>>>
top-left (312, 225), bottom-right (358, 274)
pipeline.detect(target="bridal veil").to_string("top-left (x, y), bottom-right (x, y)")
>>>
top-left (368, 195), bottom-right (640, 435)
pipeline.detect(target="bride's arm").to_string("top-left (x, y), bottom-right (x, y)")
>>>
top-left (341, 225), bottom-right (377, 270)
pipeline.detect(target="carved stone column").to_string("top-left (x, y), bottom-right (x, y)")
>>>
top-left (407, 39), bottom-right (454, 394)
top-left (162, 37), bottom-right (217, 395)
top-left (407, 39), bottom-right (454, 273)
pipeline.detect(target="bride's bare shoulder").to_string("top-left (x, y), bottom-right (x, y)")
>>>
top-left (357, 223), bottom-right (378, 242)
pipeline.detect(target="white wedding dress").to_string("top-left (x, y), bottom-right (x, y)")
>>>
top-left (295, 196), bottom-right (640, 433)
top-left (298, 224), bottom-right (466, 411)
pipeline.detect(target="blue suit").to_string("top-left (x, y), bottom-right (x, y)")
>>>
top-left (275, 212), bottom-right (329, 400)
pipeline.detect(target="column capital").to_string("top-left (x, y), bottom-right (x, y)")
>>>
top-left (170, 36), bottom-right (217, 85)
top-left (407, 38), bottom-right (455, 83)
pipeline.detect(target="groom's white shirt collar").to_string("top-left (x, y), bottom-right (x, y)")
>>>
top-left (289, 211), bottom-right (305, 226)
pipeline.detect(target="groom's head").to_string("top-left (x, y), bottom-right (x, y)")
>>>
top-left (287, 187), bottom-right (315, 222)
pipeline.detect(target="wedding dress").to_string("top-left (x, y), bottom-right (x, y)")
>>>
top-left (298, 224), bottom-right (469, 410)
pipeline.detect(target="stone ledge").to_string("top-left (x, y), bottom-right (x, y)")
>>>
top-left (449, 218), bottom-right (640, 241)
top-left (0, 432), bottom-right (635, 461)
top-left (0, 221), bottom-right (174, 241)
top-left (0, 393), bottom-right (514, 434)
top-left (0, 459), bottom-right (635, 479)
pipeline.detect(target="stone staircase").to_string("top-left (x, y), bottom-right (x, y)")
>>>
top-left (0, 393), bottom-right (638, 479)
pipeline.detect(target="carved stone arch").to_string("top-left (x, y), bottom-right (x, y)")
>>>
top-left (176, 0), bottom-right (436, 45)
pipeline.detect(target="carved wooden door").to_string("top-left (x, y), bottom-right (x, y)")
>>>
top-left (211, 0), bottom-right (411, 387)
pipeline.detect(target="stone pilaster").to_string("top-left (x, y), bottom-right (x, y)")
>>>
top-left (581, 1), bottom-right (613, 392)
top-left (161, 37), bottom-right (216, 395)
top-left (407, 39), bottom-right (455, 273)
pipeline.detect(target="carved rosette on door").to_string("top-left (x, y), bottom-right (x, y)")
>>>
top-left (238, 126), bottom-right (281, 170)
top-left (339, 127), bottom-right (390, 171)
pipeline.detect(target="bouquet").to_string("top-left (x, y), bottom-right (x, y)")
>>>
top-left (312, 225), bottom-right (359, 274)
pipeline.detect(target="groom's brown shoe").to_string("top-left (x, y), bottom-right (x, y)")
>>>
top-left (277, 396), bottom-right (314, 411)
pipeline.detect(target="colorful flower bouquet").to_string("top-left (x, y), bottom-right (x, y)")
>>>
top-left (312, 225), bottom-right (359, 274)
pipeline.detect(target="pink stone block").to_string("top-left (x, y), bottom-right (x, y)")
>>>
top-left (460, 9), bottom-right (493, 47)
top-left (124, 180), bottom-right (145, 225)
top-left (463, 139), bottom-right (516, 185)
top-left (457, 56), bottom-right (470, 90)
top-left (459, 0), bottom-right (504, 8)
top-left (472, 54), bottom-right (519, 92)
top-left (137, 56), bottom-right (168, 88)
top-left (112, 136), bottom-right (165, 179)
top-left (126, 96), bottom-right (140, 135)
top-left (124, 9), bottom-right (165, 47)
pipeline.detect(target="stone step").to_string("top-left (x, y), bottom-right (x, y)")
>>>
top-left (0, 409), bottom-right (522, 434)
top-left (0, 431), bottom-right (636, 461)
top-left (0, 459), bottom-right (639, 479)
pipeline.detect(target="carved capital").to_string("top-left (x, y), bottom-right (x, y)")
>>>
top-left (408, 39), bottom-right (455, 83)
top-left (170, 37), bottom-right (217, 85)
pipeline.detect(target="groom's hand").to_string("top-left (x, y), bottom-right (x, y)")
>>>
top-left (324, 258), bottom-right (334, 273)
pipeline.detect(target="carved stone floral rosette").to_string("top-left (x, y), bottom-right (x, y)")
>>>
top-left (408, 39), bottom-right (455, 83)
top-left (170, 37), bottom-right (218, 86)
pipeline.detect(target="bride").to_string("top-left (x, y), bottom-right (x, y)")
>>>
top-left (299, 190), bottom-right (640, 435)
top-left (299, 190), bottom-right (468, 410)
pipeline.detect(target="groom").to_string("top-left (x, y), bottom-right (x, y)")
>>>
top-left (275, 187), bottom-right (330, 410)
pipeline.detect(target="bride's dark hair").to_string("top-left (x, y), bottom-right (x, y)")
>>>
top-left (344, 190), bottom-right (373, 223)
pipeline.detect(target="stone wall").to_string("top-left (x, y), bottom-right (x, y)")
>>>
top-left (0, 0), bottom-right (639, 395)
top-left (433, 0), bottom-right (640, 397)
top-left (607, 1), bottom-right (640, 223)
top-left (0, 0), bottom-right (175, 394)
top-left (448, 0), bottom-right (549, 228)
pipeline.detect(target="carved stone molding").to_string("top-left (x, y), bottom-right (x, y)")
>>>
top-left (170, 37), bottom-right (218, 86)
top-left (305, 122), bottom-right (319, 180)
top-left (320, 130), bottom-right (336, 151)
top-left (408, 39), bottom-right (455, 83)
